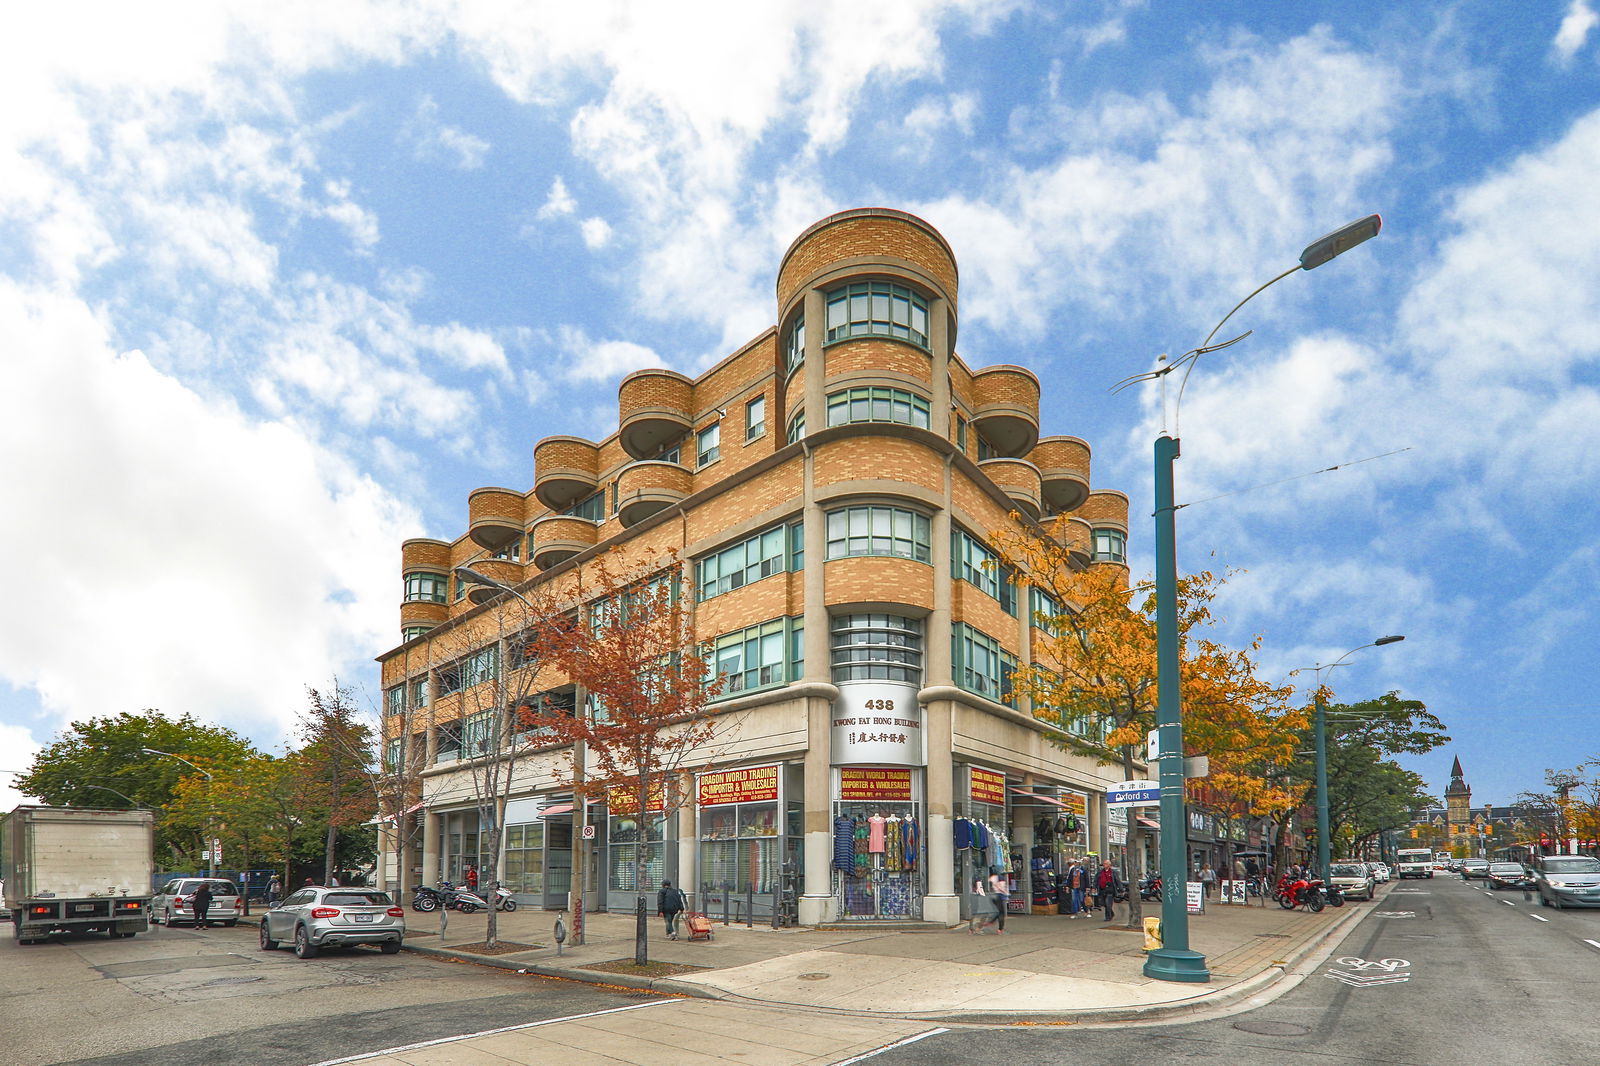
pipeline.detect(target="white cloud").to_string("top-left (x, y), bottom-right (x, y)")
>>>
top-left (405, 95), bottom-right (491, 169)
top-left (555, 325), bottom-right (661, 382)
top-left (1555, 0), bottom-right (1598, 61)
top-left (0, 722), bottom-right (43, 811)
top-left (0, 284), bottom-right (416, 745)
top-left (580, 216), bottom-right (613, 249)
top-left (537, 176), bottom-right (578, 219)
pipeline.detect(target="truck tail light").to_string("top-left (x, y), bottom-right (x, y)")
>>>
top-left (116, 900), bottom-right (143, 912)
top-left (386, 907), bottom-right (405, 917)
top-left (311, 907), bottom-right (340, 919)
top-left (29, 905), bottom-right (51, 916)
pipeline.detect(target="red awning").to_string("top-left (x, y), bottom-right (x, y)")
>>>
top-left (1007, 787), bottom-right (1069, 807)
top-left (1136, 817), bottom-right (1160, 830)
top-left (537, 804), bottom-right (575, 818)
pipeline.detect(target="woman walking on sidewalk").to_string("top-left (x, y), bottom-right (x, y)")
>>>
top-left (657, 879), bottom-right (687, 940)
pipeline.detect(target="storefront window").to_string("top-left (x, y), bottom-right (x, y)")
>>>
top-left (504, 822), bottom-right (545, 894)
top-left (609, 812), bottom-right (666, 893)
top-left (699, 801), bottom-right (781, 904)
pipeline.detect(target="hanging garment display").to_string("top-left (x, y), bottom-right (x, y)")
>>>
top-left (954, 817), bottom-right (973, 851)
top-left (903, 816), bottom-right (920, 870)
top-left (868, 814), bottom-right (886, 853)
top-left (833, 815), bottom-right (856, 872)
top-left (854, 817), bottom-right (869, 875)
top-left (885, 817), bottom-right (902, 872)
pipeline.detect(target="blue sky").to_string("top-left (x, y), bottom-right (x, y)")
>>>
top-left (4, 1), bottom-right (1597, 813)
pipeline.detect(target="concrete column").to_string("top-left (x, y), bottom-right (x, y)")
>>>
top-left (1014, 775), bottom-right (1035, 911)
top-left (800, 692), bottom-right (834, 926)
top-left (923, 699), bottom-right (957, 924)
top-left (799, 421), bottom-right (837, 925)
top-left (929, 295), bottom-right (952, 441)
top-left (421, 809), bottom-right (440, 888)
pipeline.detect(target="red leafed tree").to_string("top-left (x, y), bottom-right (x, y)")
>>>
top-left (541, 548), bottom-right (723, 965)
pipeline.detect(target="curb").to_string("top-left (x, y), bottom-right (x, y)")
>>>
top-left (401, 894), bottom-right (1376, 1025)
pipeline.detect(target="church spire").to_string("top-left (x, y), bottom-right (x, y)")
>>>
top-left (1445, 756), bottom-right (1469, 797)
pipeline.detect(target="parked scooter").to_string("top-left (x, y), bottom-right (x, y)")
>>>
top-left (492, 883), bottom-right (519, 912)
top-left (1138, 874), bottom-right (1163, 901)
top-left (439, 880), bottom-right (489, 914)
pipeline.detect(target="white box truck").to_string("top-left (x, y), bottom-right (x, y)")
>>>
top-left (2, 806), bottom-right (155, 943)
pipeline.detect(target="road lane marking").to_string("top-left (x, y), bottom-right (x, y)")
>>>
top-left (304, 999), bottom-right (682, 1066)
top-left (1502, 900), bottom-right (1516, 906)
top-left (831, 1029), bottom-right (950, 1065)
top-left (1585, 940), bottom-right (1600, 950)
top-left (1529, 914), bottom-right (1550, 922)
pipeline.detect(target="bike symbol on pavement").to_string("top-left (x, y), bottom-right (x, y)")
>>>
top-left (1326, 956), bottom-right (1412, 987)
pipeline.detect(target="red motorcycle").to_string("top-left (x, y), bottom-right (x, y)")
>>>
top-left (1276, 874), bottom-right (1326, 912)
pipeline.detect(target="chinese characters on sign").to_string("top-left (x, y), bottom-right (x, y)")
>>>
top-left (698, 764), bottom-right (780, 806)
top-left (831, 682), bottom-right (925, 766)
top-left (839, 767), bottom-right (913, 802)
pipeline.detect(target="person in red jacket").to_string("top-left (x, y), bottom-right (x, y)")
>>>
top-left (1096, 860), bottom-right (1121, 921)
top-left (465, 865), bottom-right (479, 891)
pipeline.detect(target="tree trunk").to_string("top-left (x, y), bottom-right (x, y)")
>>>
top-left (484, 804), bottom-right (499, 948)
top-left (635, 774), bottom-right (650, 966)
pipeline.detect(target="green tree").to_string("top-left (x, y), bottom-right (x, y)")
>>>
top-left (16, 709), bottom-right (258, 867)
top-left (297, 685), bottom-right (379, 884)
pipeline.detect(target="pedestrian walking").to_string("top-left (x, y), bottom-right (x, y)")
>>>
top-left (1201, 863), bottom-right (1216, 899)
top-left (657, 879), bottom-right (687, 940)
top-left (987, 866), bottom-right (1010, 933)
top-left (193, 882), bottom-right (214, 929)
top-left (266, 875), bottom-right (281, 905)
top-left (1067, 859), bottom-right (1090, 917)
top-left (968, 876), bottom-right (993, 933)
top-left (1096, 860), bottom-right (1120, 921)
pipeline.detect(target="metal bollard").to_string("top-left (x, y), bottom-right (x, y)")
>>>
top-left (746, 883), bottom-right (754, 928)
top-left (554, 913), bottom-right (567, 957)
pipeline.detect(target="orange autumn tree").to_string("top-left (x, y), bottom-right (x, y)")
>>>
top-left (992, 523), bottom-right (1302, 927)
top-left (541, 548), bottom-right (723, 966)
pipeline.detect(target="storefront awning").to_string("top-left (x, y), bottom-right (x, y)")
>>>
top-left (1007, 787), bottom-right (1070, 807)
top-left (1137, 817), bottom-right (1161, 830)
top-left (369, 800), bottom-right (426, 825)
top-left (537, 804), bottom-right (575, 818)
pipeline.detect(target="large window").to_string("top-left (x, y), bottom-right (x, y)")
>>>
top-left (404, 571), bottom-right (447, 604)
top-left (608, 812), bottom-right (666, 892)
top-left (953, 528), bottom-right (1016, 614)
top-left (825, 505), bottom-right (931, 563)
top-left (384, 686), bottom-right (404, 716)
top-left (1029, 586), bottom-right (1063, 636)
top-left (700, 801), bottom-right (780, 900)
top-left (825, 387), bottom-right (930, 430)
top-left (697, 422), bottom-right (721, 468)
top-left (384, 736), bottom-right (402, 772)
top-left (436, 646), bottom-right (498, 696)
top-left (784, 311), bottom-right (805, 374)
top-left (411, 676), bottom-right (429, 708)
top-left (460, 710), bottom-right (494, 757)
top-left (831, 614), bottom-right (923, 684)
top-left (952, 623), bottom-right (1017, 707)
top-left (566, 491), bottom-right (605, 522)
top-left (401, 624), bottom-right (434, 642)
top-left (824, 281), bottom-right (930, 349)
top-left (787, 411), bottom-right (805, 443)
top-left (504, 822), bottom-right (545, 894)
top-left (697, 524), bottom-right (793, 601)
top-left (713, 618), bottom-right (801, 695)
top-left (745, 395), bottom-right (766, 442)
top-left (1092, 527), bottom-right (1127, 564)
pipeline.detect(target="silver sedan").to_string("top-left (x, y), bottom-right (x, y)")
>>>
top-left (260, 886), bottom-right (405, 958)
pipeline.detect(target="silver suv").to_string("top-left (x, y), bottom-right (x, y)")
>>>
top-left (260, 886), bottom-right (405, 958)
top-left (151, 877), bottom-right (242, 927)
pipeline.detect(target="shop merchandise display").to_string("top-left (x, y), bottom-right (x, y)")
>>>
top-left (832, 808), bottom-right (922, 918)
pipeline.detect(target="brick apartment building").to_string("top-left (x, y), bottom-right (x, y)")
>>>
top-left (377, 207), bottom-right (1137, 926)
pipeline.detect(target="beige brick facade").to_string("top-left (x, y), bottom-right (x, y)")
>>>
top-left (378, 208), bottom-right (1136, 928)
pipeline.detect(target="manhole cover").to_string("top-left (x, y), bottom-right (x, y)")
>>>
top-left (1232, 1020), bottom-right (1310, 1036)
top-left (204, 976), bottom-right (264, 987)
top-left (797, 972), bottom-right (831, 981)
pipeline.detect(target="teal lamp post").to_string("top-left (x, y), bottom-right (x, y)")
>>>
top-left (1137, 215), bottom-right (1382, 983)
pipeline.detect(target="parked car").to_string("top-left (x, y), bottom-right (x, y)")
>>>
top-left (1369, 862), bottom-right (1391, 883)
top-left (150, 877), bottom-right (242, 927)
top-left (1459, 858), bottom-right (1490, 880)
top-left (1487, 862), bottom-right (1530, 890)
top-left (1328, 862), bottom-right (1377, 901)
top-left (1532, 855), bottom-right (1600, 909)
top-left (260, 886), bottom-right (405, 958)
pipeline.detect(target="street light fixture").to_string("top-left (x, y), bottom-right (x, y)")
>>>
top-left (143, 747), bottom-right (216, 878)
top-left (1138, 214), bottom-right (1382, 985)
top-left (1291, 635), bottom-right (1405, 880)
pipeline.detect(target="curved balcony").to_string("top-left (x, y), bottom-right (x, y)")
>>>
top-left (618, 369), bottom-right (694, 460)
top-left (978, 458), bottom-right (1043, 520)
top-left (530, 515), bottom-right (599, 570)
top-left (401, 537), bottom-right (451, 574)
top-left (1030, 435), bottom-right (1091, 514)
top-left (1079, 489), bottom-right (1130, 529)
top-left (400, 599), bottom-right (448, 629)
top-left (464, 558), bottom-right (525, 606)
top-left (969, 365), bottom-right (1041, 457)
top-left (467, 488), bottom-right (525, 551)
top-left (615, 460), bottom-right (691, 527)
top-left (1059, 516), bottom-right (1093, 566)
top-left (533, 436), bottom-right (600, 511)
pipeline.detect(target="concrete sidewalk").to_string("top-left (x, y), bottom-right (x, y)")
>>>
top-left (401, 883), bottom-right (1384, 1023)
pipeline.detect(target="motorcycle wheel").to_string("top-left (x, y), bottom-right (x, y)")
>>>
top-left (1278, 894), bottom-right (1296, 910)
top-left (456, 902), bottom-right (478, 914)
top-left (1309, 895), bottom-right (1325, 912)
top-left (500, 898), bottom-right (517, 912)
top-left (414, 895), bottom-right (438, 912)
top-left (1328, 893), bottom-right (1345, 907)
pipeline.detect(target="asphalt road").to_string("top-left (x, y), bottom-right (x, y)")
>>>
top-left (1, 919), bottom-right (648, 1066)
top-left (864, 875), bottom-right (1600, 1065)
